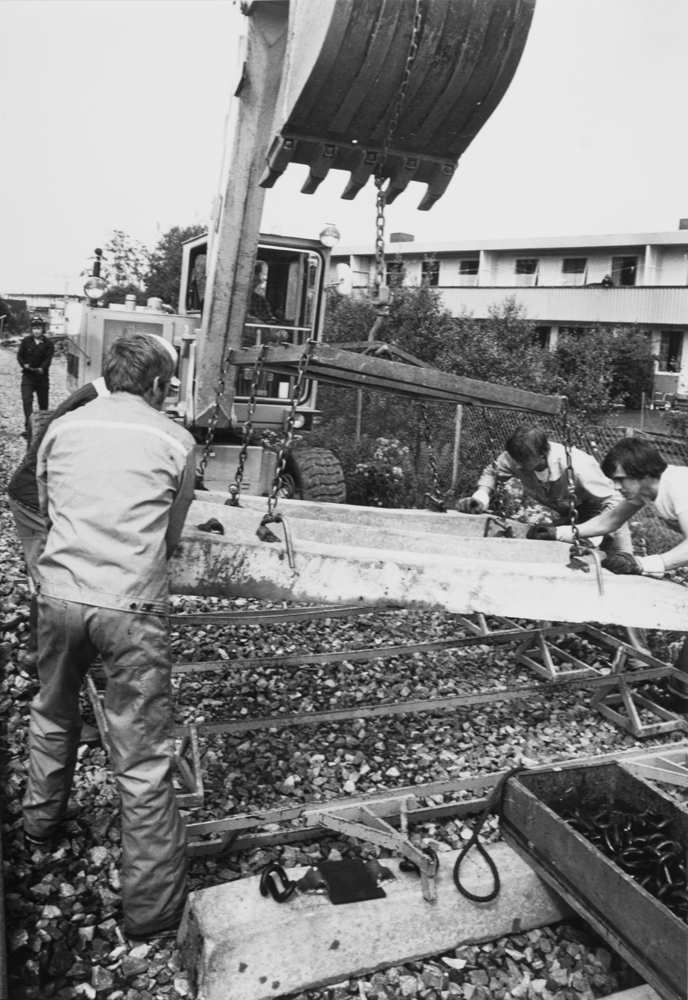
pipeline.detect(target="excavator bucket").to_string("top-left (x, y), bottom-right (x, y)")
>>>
top-left (261, 0), bottom-right (536, 209)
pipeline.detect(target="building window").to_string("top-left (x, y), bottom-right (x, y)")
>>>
top-left (515, 258), bottom-right (539, 286)
top-left (611, 256), bottom-right (638, 286)
top-left (385, 260), bottom-right (405, 286)
top-left (658, 331), bottom-right (683, 372)
top-left (561, 258), bottom-right (587, 286)
top-left (421, 259), bottom-right (440, 286)
top-left (534, 326), bottom-right (551, 349)
top-left (458, 258), bottom-right (479, 286)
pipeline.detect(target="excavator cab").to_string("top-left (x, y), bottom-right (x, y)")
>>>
top-left (178, 232), bottom-right (328, 431)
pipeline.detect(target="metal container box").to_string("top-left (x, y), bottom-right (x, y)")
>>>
top-left (501, 762), bottom-right (687, 1000)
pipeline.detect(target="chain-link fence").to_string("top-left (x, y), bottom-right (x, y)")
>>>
top-left (310, 382), bottom-right (688, 510)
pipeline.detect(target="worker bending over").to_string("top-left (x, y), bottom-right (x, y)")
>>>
top-left (540, 436), bottom-right (688, 708)
top-left (457, 425), bottom-right (633, 554)
top-left (22, 333), bottom-right (195, 941)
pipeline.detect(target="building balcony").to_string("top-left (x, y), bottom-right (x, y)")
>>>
top-left (437, 285), bottom-right (688, 327)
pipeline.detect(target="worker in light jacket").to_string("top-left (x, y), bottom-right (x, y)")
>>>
top-left (23, 333), bottom-right (194, 942)
top-left (457, 424), bottom-right (633, 553)
top-left (537, 435), bottom-right (688, 711)
top-left (457, 424), bottom-right (648, 658)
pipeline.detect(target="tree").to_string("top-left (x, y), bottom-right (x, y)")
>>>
top-left (96, 231), bottom-right (151, 290)
top-left (438, 297), bottom-right (555, 394)
top-left (551, 328), bottom-right (621, 419)
top-left (146, 224), bottom-right (206, 308)
top-left (607, 326), bottom-right (656, 409)
top-left (100, 283), bottom-right (150, 308)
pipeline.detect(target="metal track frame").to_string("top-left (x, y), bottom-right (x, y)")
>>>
top-left (85, 606), bottom-right (688, 857)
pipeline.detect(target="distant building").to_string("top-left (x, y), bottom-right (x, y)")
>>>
top-left (2, 291), bottom-right (82, 336)
top-left (330, 227), bottom-right (688, 395)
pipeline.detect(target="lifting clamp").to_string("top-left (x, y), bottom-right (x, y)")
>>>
top-left (310, 795), bottom-right (439, 902)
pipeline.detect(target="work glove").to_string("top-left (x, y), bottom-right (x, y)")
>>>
top-left (457, 497), bottom-right (485, 515)
top-left (601, 552), bottom-right (642, 575)
top-left (603, 552), bottom-right (665, 577)
top-left (526, 525), bottom-right (557, 541)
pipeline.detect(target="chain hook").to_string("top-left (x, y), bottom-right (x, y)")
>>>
top-left (266, 338), bottom-right (316, 517)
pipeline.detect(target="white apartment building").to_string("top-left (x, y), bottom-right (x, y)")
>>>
top-left (330, 228), bottom-right (688, 395)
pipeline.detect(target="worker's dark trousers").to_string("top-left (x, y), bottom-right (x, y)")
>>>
top-left (23, 596), bottom-right (187, 936)
top-left (21, 377), bottom-right (49, 430)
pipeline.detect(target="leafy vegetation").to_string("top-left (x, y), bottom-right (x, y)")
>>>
top-left (146, 224), bottom-right (206, 308)
top-left (316, 285), bottom-right (657, 505)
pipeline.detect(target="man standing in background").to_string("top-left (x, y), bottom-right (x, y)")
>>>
top-left (17, 314), bottom-right (54, 436)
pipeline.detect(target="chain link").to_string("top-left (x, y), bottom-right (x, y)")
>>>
top-left (266, 339), bottom-right (316, 516)
top-left (482, 407), bottom-right (509, 520)
top-left (197, 347), bottom-right (234, 486)
top-left (561, 400), bottom-right (581, 547)
top-left (418, 402), bottom-right (446, 511)
top-left (373, 0), bottom-right (422, 300)
top-left (225, 345), bottom-right (267, 505)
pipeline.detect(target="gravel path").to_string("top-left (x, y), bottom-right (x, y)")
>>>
top-left (0, 343), bottom-right (682, 999)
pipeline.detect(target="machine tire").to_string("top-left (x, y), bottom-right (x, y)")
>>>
top-left (280, 448), bottom-right (346, 503)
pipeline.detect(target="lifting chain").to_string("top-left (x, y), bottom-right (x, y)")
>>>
top-left (226, 345), bottom-right (267, 506)
top-left (372, 0), bottom-right (422, 307)
top-left (264, 338), bottom-right (316, 518)
top-left (562, 400), bottom-right (581, 549)
top-left (482, 407), bottom-right (511, 531)
top-left (197, 344), bottom-right (234, 488)
top-left (418, 402), bottom-right (446, 512)
top-left (561, 399), bottom-right (600, 583)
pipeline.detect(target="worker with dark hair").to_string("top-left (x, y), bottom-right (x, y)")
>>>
top-left (17, 315), bottom-right (54, 435)
top-left (457, 424), bottom-right (633, 554)
top-left (542, 436), bottom-right (688, 707)
top-left (22, 332), bottom-right (194, 941)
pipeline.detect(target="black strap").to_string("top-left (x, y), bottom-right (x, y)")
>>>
top-left (453, 766), bottom-right (525, 902)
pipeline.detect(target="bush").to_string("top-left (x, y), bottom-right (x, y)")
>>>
top-left (439, 298), bottom-right (555, 394)
top-left (664, 410), bottom-right (688, 438)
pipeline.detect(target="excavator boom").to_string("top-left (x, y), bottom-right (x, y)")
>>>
top-left (195, 0), bottom-right (536, 425)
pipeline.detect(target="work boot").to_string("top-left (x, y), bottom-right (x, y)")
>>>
top-left (17, 649), bottom-right (38, 674)
top-left (80, 723), bottom-right (100, 744)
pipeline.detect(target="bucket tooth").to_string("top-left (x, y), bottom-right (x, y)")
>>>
top-left (259, 135), bottom-right (296, 189)
top-left (417, 162), bottom-right (457, 212)
top-left (382, 155), bottom-right (420, 204)
top-left (300, 141), bottom-right (337, 195)
top-left (340, 149), bottom-right (378, 201)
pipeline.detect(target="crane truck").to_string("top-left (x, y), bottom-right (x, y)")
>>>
top-left (63, 0), bottom-right (536, 500)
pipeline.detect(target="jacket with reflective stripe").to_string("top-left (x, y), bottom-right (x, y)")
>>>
top-left (36, 392), bottom-right (196, 614)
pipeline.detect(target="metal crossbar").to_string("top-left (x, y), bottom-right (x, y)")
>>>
top-left (85, 609), bottom-right (687, 853)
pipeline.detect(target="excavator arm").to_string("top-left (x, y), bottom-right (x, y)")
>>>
top-left (194, 0), bottom-right (536, 426)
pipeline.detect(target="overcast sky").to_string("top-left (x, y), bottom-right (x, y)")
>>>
top-left (1, 0), bottom-right (687, 295)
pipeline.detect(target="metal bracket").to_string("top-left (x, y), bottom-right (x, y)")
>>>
top-left (311, 794), bottom-right (438, 902)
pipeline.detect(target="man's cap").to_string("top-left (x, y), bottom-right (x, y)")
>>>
top-left (30, 314), bottom-right (46, 328)
top-left (146, 334), bottom-right (180, 388)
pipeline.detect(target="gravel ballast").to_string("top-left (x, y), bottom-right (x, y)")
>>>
top-left (0, 345), bottom-right (683, 1000)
